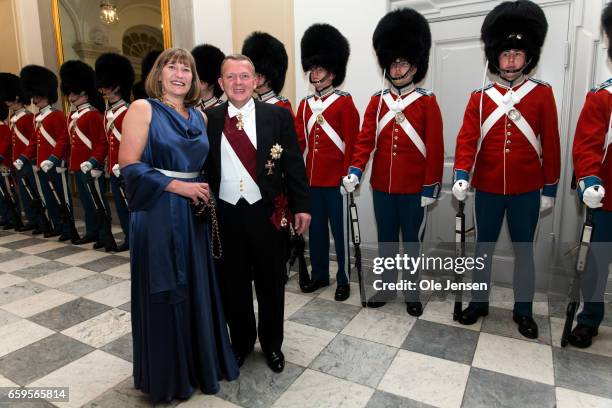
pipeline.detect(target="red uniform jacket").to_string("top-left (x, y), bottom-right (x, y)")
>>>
top-left (454, 77), bottom-right (560, 196)
top-left (104, 99), bottom-right (128, 171)
top-left (68, 103), bottom-right (108, 171)
top-left (259, 91), bottom-right (295, 120)
top-left (23, 106), bottom-right (69, 166)
top-left (573, 78), bottom-right (612, 211)
top-left (0, 121), bottom-right (11, 165)
top-left (295, 88), bottom-right (360, 187)
top-left (349, 86), bottom-right (444, 196)
top-left (9, 108), bottom-right (34, 165)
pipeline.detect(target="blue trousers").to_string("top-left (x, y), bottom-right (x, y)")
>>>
top-left (110, 174), bottom-right (129, 240)
top-left (16, 168), bottom-right (38, 225)
top-left (38, 169), bottom-right (74, 234)
top-left (470, 189), bottom-right (540, 317)
top-left (74, 171), bottom-right (110, 236)
top-left (372, 190), bottom-right (426, 301)
top-left (309, 186), bottom-right (347, 285)
top-left (577, 209), bottom-right (612, 327)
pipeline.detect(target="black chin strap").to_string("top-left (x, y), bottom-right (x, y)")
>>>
top-left (496, 57), bottom-right (532, 82)
top-left (309, 72), bottom-right (331, 85)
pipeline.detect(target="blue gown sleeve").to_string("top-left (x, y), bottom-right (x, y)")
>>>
top-left (121, 162), bottom-right (172, 211)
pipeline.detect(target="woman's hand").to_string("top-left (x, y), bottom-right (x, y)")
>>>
top-left (166, 180), bottom-right (210, 203)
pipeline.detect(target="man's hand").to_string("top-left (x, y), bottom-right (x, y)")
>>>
top-left (112, 164), bottom-right (121, 178)
top-left (540, 196), bottom-right (554, 212)
top-left (342, 174), bottom-right (359, 193)
top-left (294, 212), bottom-right (311, 235)
top-left (40, 160), bottom-right (54, 173)
top-left (80, 161), bottom-right (93, 174)
top-left (583, 185), bottom-right (605, 209)
top-left (452, 180), bottom-right (469, 201)
top-left (13, 159), bottom-right (23, 171)
top-left (421, 196), bottom-right (436, 207)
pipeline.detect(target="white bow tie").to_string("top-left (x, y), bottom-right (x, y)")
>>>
top-left (502, 90), bottom-right (521, 106)
top-left (228, 100), bottom-right (254, 118)
top-left (311, 99), bottom-right (323, 113)
top-left (390, 97), bottom-right (404, 113)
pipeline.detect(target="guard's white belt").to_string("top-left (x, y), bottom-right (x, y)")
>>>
top-left (155, 168), bottom-right (200, 178)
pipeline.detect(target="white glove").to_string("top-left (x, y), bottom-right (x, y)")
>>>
top-left (90, 169), bottom-right (103, 178)
top-left (540, 196), bottom-right (554, 212)
top-left (583, 185), bottom-right (605, 209)
top-left (452, 180), bottom-right (469, 201)
top-left (421, 196), bottom-right (436, 207)
top-left (112, 163), bottom-right (121, 178)
top-left (342, 174), bottom-right (359, 193)
top-left (40, 160), bottom-right (54, 173)
top-left (80, 161), bottom-right (93, 174)
top-left (13, 159), bottom-right (23, 171)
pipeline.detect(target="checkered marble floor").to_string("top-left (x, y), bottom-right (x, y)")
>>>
top-left (1, 226), bottom-right (612, 408)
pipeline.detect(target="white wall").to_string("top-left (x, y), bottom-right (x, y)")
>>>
top-left (192, 0), bottom-right (233, 54)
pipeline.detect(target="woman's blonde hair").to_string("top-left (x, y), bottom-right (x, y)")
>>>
top-left (145, 48), bottom-right (201, 107)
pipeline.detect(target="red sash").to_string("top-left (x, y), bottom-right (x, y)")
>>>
top-left (223, 112), bottom-right (257, 181)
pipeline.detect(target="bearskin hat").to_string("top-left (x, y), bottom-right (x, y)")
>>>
top-left (60, 60), bottom-right (97, 98)
top-left (242, 32), bottom-right (288, 94)
top-left (300, 24), bottom-right (350, 86)
top-left (95, 53), bottom-right (135, 101)
top-left (0, 101), bottom-right (8, 121)
top-left (133, 50), bottom-right (162, 100)
top-left (372, 8), bottom-right (431, 84)
top-left (481, 0), bottom-right (548, 75)
top-left (20, 65), bottom-right (58, 104)
top-left (602, 2), bottom-right (612, 60)
top-left (0, 72), bottom-right (25, 104)
top-left (191, 44), bottom-right (225, 98)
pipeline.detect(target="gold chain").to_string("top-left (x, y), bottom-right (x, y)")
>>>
top-left (206, 197), bottom-right (222, 260)
top-left (157, 97), bottom-right (187, 115)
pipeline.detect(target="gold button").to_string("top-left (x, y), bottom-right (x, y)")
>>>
top-left (394, 136), bottom-right (398, 140)
top-left (507, 123), bottom-right (512, 128)
top-left (393, 144), bottom-right (397, 149)
top-left (315, 142), bottom-right (319, 145)
top-left (392, 152), bottom-right (397, 156)
top-left (394, 128), bottom-right (398, 132)
top-left (314, 149), bottom-right (318, 152)
top-left (505, 149), bottom-right (510, 153)
top-left (506, 140), bottom-right (511, 144)
top-left (506, 132), bottom-right (511, 136)
top-left (315, 135), bottom-right (319, 139)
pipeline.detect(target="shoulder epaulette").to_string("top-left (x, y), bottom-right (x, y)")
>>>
top-left (276, 95), bottom-right (288, 102)
top-left (472, 83), bottom-right (493, 93)
top-left (373, 89), bottom-right (390, 97)
top-left (303, 95), bottom-right (315, 101)
top-left (591, 78), bottom-right (612, 93)
top-left (416, 88), bottom-right (433, 96)
top-left (529, 78), bottom-right (551, 87)
top-left (334, 90), bottom-right (350, 97)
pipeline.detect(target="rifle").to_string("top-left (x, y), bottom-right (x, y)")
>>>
top-left (453, 201), bottom-right (466, 321)
top-left (288, 227), bottom-right (311, 290)
top-left (561, 207), bottom-right (594, 347)
top-left (47, 171), bottom-right (80, 242)
top-left (348, 192), bottom-right (366, 307)
top-left (0, 173), bottom-right (24, 230)
top-left (20, 172), bottom-right (53, 234)
top-left (85, 173), bottom-right (117, 252)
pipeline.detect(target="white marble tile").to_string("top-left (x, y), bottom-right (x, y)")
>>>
top-left (29, 350), bottom-right (132, 408)
top-left (0, 234), bottom-right (31, 245)
top-left (0, 255), bottom-right (47, 273)
top-left (378, 349), bottom-right (470, 408)
top-left (550, 317), bottom-right (612, 359)
top-left (32, 267), bottom-right (96, 288)
top-left (556, 387), bottom-right (612, 408)
top-left (420, 299), bottom-right (482, 331)
top-left (0, 319), bottom-right (54, 357)
top-left (472, 332), bottom-right (554, 385)
top-left (490, 285), bottom-right (549, 316)
top-left (317, 282), bottom-right (365, 307)
top-left (61, 308), bottom-right (131, 348)
top-left (341, 308), bottom-right (416, 348)
top-left (111, 226), bottom-right (123, 234)
top-left (0, 273), bottom-right (26, 289)
top-left (18, 240), bottom-right (69, 255)
top-left (1, 289), bottom-right (77, 317)
top-left (101, 263), bottom-right (131, 279)
top-left (177, 394), bottom-right (242, 407)
top-left (272, 369), bottom-right (374, 408)
top-left (284, 291), bottom-right (313, 319)
top-left (283, 320), bottom-right (336, 367)
top-left (84, 280), bottom-right (131, 307)
top-left (0, 374), bottom-right (18, 387)
top-left (54, 250), bottom-right (111, 266)
top-left (115, 250), bottom-right (131, 258)
top-left (0, 309), bottom-right (20, 327)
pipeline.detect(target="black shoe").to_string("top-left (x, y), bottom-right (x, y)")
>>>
top-left (458, 305), bottom-right (488, 325)
top-left (31, 228), bottom-right (43, 235)
top-left (73, 234), bottom-right (97, 245)
top-left (265, 350), bottom-right (285, 373)
top-left (93, 241), bottom-right (105, 250)
top-left (512, 313), bottom-right (538, 339)
top-left (44, 229), bottom-right (61, 238)
top-left (406, 301), bottom-right (423, 317)
top-left (16, 223), bottom-right (35, 232)
top-left (58, 233), bottom-right (73, 242)
top-left (568, 324), bottom-right (598, 348)
top-left (104, 243), bottom-right (118, 252)
top-left (301, 279), bottom-right (329, 293)
top-left (3, 223), bottom-right (15, 230)
top-left (0, 220), bottom-right (8, 227)
top-left (366, 300), bottom-right (386, 308)
top-left (233, 349), bottom-right (252, 368)
top-left (115, 241), bottom-right (129, 252)
top-left (334, 285), bottom-right (350, 301)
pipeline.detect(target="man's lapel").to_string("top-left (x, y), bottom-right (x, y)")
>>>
top-left (211, 102), bottom-right (228, 177)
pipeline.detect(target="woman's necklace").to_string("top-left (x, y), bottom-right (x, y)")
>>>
top-left (158, 97), bottom-right (187, 116)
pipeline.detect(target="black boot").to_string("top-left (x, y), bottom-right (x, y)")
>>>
top-left (568, 324), bottom-right (598, 348)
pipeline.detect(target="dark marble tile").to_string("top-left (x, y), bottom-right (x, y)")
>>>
top-left (553, 347), bottom-right (612, 399)
top-left (0, 250), bottom-right (27, 264)
top-left (11, 261), bottom-right (72, 280)
top-left (481, 307), bottom-right (551, 345)
top-left (366, 391), bottom-right (436, 408)
top-left (311, 334), bottom-right (396, 388)
top-left (29, 298), bottom-right (111, 331)
top-left (101, 333), bottom-right (133, 363)
top-left (401, 319), bottom-right (479, 365)
top-left (118, 302), bottom-right (131, 313)
top-left (58, 274), bottom-right (124, 297)
top-left (36, 245), bottom-right (87, 261)
top-left (289, 298), bottom-right (361, 332)
top-left (82, 378), bottom-right (178, 408)
top-left (0, 333), bottom-right (93, 385)
top-left (80, 255), bottom-right (130, 273)
top-left (1, 238), bottom-right (46, 250)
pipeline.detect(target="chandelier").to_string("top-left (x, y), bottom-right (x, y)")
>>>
top-left (99, 0), bottom-right (119, 25)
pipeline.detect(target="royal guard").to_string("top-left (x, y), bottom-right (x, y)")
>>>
top-left (242, 32), bottom-right (294, 116)
top-left (95, 53), bottom-right (135, 251)
top-left (0, 72), bottom-right (38, 232)
top-left (191, 44), bottom-right (225, 111)
top-left (132, 50), bottom-right (162, 100)
top-left (20, 65), bottom-right (72, 239)
top-left (295, 24), bottom-right (359, 301)
top-left (60, 60), bottom-right (111, 247)
top-left (342, 8), bottom-right (443, 314)
top-left (451, 0), bottom-right (560, 339)
top-left (569, 3), bottom-right (612, 349)
top-left (0, 102), bottom-right (12, 227)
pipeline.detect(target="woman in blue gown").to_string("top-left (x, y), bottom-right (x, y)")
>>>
top-left (118, 48), bottom-right (239, 403)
